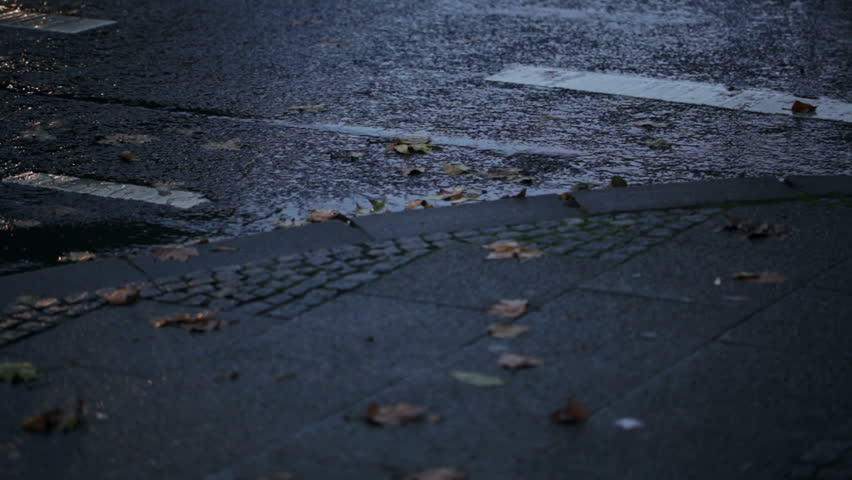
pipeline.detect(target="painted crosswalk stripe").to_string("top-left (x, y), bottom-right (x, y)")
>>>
top-left (486, 65), bottom-right (852, 123)
top-left (0, 6), bottom-right (115, 34)
top-left (2, 172), bottom-right (208, 209)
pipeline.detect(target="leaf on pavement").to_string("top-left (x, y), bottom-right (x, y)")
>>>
top-left (731, 271), bottom-right (786, 284)
top-left (153, 245), bottom-right (200, 262)
top-left (629, 119), bottom-right (669, 128)
top-left (483, 167), bottom-right (533, 184)
top-left (423, 187), bottom-right (480, 203)
top-left (202, 139), bottom-right (243, 151)
top-left (0, 362), bottom-right (38, 383)
top-left (501, 188), bottom-right (527, 199)
top-left (792, 100), bottom-right (817, 113)
top-left (289, 104), bottom-right (327, 112)
top-left (364, 402), bottom-right (427, 426)
top-left (442, 164), bottom-right (471, 175)
top-left (118, 151), bottom-right (137, 161)
top-left (101, 285), bottom-right (141, 306)
top-left (307, 209), bottom-right (351, 224)
top-left (211, 245), bottom-right (238, 252)
top-left (22, 400), bottom-right (84, 433)
top-left (484, 240), bottom-right (545, 261)
top-left (550, 401), bottom-right (589, 424)
top-left (484, 299), bottom-right (528, 319)
top-left (150, 310), bottom-right (223, 332)
top-left (353, 198), bottom-right (387, 216)
top-left (487, 322), bottom-right (530, 339)
top-left (405, 199), bottom-right (432, 210)
top-left (399, 167), bottom-right (425, 176)
top-left (718, 215), bottom-right (792, 239)
top-left (96, 133), bottom-right (156, 145)
top-left (388, 136), bottom-right (435, 154)
top-left (395, 467), bottom-right (467, 480)
top-left (641, 138), bottom-right (672, 149)
top-left (450, 370), bottom-right (504, 387)
top-left (58, 251), bottom-right (96, 263)
top-left (610, 176), bottom-right (628, 188)
top-left (498, 353), bottom-right (542, 371)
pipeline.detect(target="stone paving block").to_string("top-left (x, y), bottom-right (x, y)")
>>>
top-left (721, 288), bottom-right (852, 355)
top-left (358, 245), bottom-right (613, 308)
top-left (581, 241), bottom-right (835, 306)
top-left (786, 175), bottom-right (852, 196)
top-left (572, 177), bottom-right (802, 214)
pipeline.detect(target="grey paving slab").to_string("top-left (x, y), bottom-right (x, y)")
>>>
top-left (675, 200), bottom-right (852, 261)
top-left (358, 244), bottom-right (614, 308)
top-left (355, 195), bottom-right (581, 240)
top-left (0, 258), bottom-right (143, 306)
top-left (721, 288), bottom-right (852, 355)
top-left (581, 241), bottom-right (835, 306)
top-left (129, 220), bottom-right (370, 278)
top-left (811, 258), bottom-right (852, 293)
top-left (572, 177), bottom-right (802, 214)
top-left (786, 175), bottom-right (852, 196)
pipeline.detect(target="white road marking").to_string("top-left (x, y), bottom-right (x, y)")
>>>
top-left (2, 172), bottom-right (208, 209)
top-left (486, 65), bottom-right (852, 123)
top-left (0, 6), bottom-right (115, 34)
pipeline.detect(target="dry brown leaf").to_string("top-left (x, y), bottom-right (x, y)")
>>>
top-left (118, 151), bottom-right (137, 161)
top-left (153, 245), bottom-right (200, 262)
top-left (484, 240), bottom-right (545, 261)
top-left (101, 285), bottom-right (141, 306)
top-left (442, 164), bottom-right (471, 175)
top-left (423, 187), bottom-right (480, 203)
top-left (396, 467), bottom-right (467, 480)
top-left (719, 216), bottom-right (792, 239)
top-left (731, 271), bottom-right (786, 284)
top-left (487, 323), bottom-right (530, 339)
top-left (399, 167), bottom-right (425, 176)
top-left (307, 209), bottom-right (351, 224)
top-left (364, 402), bottom-right (426, 426)
top-left (405, 199), bottom-right (432, 210)
top-left (211, 245), bottom-right (237, 252)
top-left (792, 100), bottom-right (817, 113)
top-left (151, 310), bottom-right (223, 332)
top-left (550, 401), bottom-right (589, 424)
top-left (484, 299), bottom-right (528, 319)
top-left (22, 400), bottom-right (84, 433)
top-left (501, 188), bottom-right (527, 199)
top-left (58, 251), bottom-right (96, 263)
top-left (34, 297), bottom-right (60, 309)
top-left (498, 353), bottom-right (543, 371)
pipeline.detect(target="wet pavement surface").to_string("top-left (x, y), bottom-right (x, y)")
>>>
top-left (0, 0), bottom-right (850, 272)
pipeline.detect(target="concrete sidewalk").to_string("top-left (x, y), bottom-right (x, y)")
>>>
top-left (1, 176), bottom-right (851, 480)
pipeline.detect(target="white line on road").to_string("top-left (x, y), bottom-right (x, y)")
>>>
top-left (486, 66), bottom-right (852, 123)
top-left (2, 172), bottom-right (208, 209)
top-left (0, 6), bottom-right (115, 34)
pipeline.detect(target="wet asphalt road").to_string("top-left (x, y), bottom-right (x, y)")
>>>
top-left (0, 0), bottom-right (850, 273)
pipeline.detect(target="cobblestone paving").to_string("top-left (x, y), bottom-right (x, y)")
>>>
top-left (0, 205), bottom-right (722, 347)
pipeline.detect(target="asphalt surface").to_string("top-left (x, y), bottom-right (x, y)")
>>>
top-left (1, 0), bottom-right (850, 272)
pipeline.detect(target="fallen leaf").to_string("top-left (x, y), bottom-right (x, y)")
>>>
top-left (153, 245), bottom-right (200, 262)
top-left (96, 133), bottom-right (156, 145)
top-left (364, 402), bottom-right (426, 426)
top-left (487, 323), bottom-right (530, 339)
top-left (614, 417), bottom-right (644, 430)
top-left (610, 176), bottom-right (628, 188)
top-left (498, 353), bottom-right (542, 371)
top-left (630, 119), bottom-right (669, 128)
top-left (405, 199), bottom-right (432, 210)
top-left (289, 104), bottom-right (327, 113)
top-left (442, 164), bottom-right (471, 175)
top-left (202, 139), bottom-right (243, 151)
top-left (792, 100), bottom-right (817, 113)
top-left (20, 126), bottom-right (56, 142)
top-left (641, 138), bottom-right (672, 149)
top-left (399, 167), bottom-right (425, 176)
top-left (307, 209), bottom-right (351, 224)
top-left (290, 18), bottom-right (320, 25)
top-left (451, 370), bottom-right (504, 387)
top-left (211, 245), bottom-right (238, 252)
top-left (353, 198), bottom-right (387, 216)
top-left (484, 299), bottom-right (528, 319)
top-left (388, 136), bottom-right (435, 154)
top-left (501, 188), bottom-right (527, 199)
top-left (550, 401), bottom-right (589, 424)
top-left (484, 240), bottom-right (545, 261)
top-left (731, 271), bottom-right (786, 284)
top-left (101, 285), bottom-right (141, 306)
top-left (22, 400), bottom-right (83, 433)
top-left (719, 216), bottom-right (792, 239)
top-left (58, 251), bottom-right (96, 263)
top-left (34, 297), bottom-right (60, 309)
top-left (150, 310), bottom-right (223, 332)
top-left (118, 151), bottom-right (137, 161)
top-left (483, 167), bottom-right (533, 184)
top-left (0, 362), bottom-right (38, 383)
top-left (395, 467), bottom-right (467, 480)
top-left (423, 187), bottom-right (480, 203)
